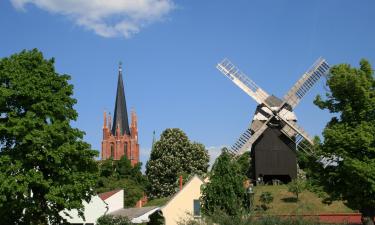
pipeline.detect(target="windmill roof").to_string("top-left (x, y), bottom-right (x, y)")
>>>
top-left (265, 95), bottom-right (283, 107)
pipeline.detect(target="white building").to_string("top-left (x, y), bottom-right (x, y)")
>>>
top-left (60, 195), bottom-right (108, 225)
top-left (60, 189), bottom-right (124, 225)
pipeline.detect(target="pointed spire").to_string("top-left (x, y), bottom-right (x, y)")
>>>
top-left (112, 62), bottom-right (131, 136)
top-left (131, 108), bottom-right (137, 128)
top-left (108, 113), bottom-right (112, 130)
top-left (103, 111), bottom-right (107, 128)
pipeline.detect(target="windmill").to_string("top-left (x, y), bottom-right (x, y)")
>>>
top-left (216, 57), bottom-right (330, 183)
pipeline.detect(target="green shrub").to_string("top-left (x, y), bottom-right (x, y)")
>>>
top-left (287, 179), bottom-right (306, 201)
top-left (259, 192), bottom-right (273, 210)
top-left (177, 212), bottom-right (326, 225)
top-left (96, 214), bottom-right (131, 225)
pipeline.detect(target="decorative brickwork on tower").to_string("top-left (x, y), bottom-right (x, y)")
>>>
top-left (101, 63), bottom-right (139, 165)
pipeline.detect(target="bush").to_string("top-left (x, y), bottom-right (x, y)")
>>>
top-left (287, 179), bottom-right (306, 201)
top-left (259, 192), bottom-right (274, 210)
top-left (96, 214), bottom-right (131, 225)
top-left (178, 212), bottom-right (325, 225)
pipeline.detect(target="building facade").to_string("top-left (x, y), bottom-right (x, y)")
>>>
top-left (101, 64), bottom-right (139, 165)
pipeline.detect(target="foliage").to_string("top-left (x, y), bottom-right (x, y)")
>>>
top-left (146, 128), bottom-right (209, 198)
top-left (145, 197), bottom-right (170, 207)
top-left (236, 151), bottom-right (253, 179)
top-left (201, 149), bottom-right (247, 217)
top-left (259, 192), bottom-right (274, 210)
top-left (0, 49), bottom-right (98, 224)
top-left (96, 214), bottom-right (131, 225)
top-left (147, 211), bottom-right (165, 225)
top-left (313, 59), bottom-right (375, 224)
top-left (178, 212), bottom-right (325, 225)
top-left (96, 156), bottom-right (148, 207)
top-left (287, 179), bottom-right (306, 201)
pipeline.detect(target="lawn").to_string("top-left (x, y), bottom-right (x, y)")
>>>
top-left (252, 185), bottom-right (355, 215)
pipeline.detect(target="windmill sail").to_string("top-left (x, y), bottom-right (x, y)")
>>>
top-left (217, 58), bottom-right (270, 105)
top-left (283, 58), bottom-right (330, 109)
top-left (231, 117), bottom-right (272, 155)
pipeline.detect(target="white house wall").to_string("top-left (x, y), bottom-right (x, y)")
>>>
top-left (104, 190), bottom-right (124, 213)
top-left (60, 195), bottom-right (108, 224)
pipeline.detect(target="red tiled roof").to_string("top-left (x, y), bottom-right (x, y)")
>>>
top-left (98, 189), bottom-right (122, 201)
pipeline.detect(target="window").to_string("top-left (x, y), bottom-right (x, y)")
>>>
top-left (193, 199), bottom-right (201, 217)
top-left (124, 142), bottom-right (128, 157)
top-left (110, 144), bottom-right (114, 158)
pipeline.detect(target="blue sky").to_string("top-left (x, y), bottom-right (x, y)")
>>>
top-left (1, 0), bottom-right (375, 169)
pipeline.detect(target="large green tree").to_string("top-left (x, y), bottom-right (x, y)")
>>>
top-left (146, 128), bottom-right (209, 198)
top-left (314, 59), bottom-right (375, 225)
top-left (0, 49), bottom-right (98, 224)
top-left (200, 149), bottom-right (247, 217)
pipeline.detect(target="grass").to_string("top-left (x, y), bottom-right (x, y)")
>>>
top-left (252, 185), bottom-right (355, 215)
top-left (144, 197), bottom-right (170, 207)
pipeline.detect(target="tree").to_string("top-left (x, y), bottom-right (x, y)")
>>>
top-left (236, 151), bottom-right (252, 179)
top-left (287, 179), bottom-right (306, 202)
top-left (313, 59), bottom-right (375, 225)
top-left (146, 128), bottom-right (209, 198)
top-left (0, 49), bottom-right (98, 224)
top-left (259, 192), bottom-right (273, 210)
top-left (96, 156), bottom-right (148, 207)
top-left (200, 149), bottom-right (247, 217)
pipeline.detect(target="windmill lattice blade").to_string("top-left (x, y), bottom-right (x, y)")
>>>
top-left (217, 58), bottom-right (270, 105)
top-left (283, 58), bottom-right (330, 109)
top-left (231, 118), bottom-right (271, 155)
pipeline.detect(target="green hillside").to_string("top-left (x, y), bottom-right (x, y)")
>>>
top-left (252, 185), bottom-right (356, 215)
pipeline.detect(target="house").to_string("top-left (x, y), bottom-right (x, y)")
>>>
top-left (107, 175), bottom-right (204, 225)
top-left (60, 195), bottom-right (108, 225)
top-left (160, 175), bottom-right (204, 225)
top-left (98, 189), bottom-right (124, 213)
top-left (60, 189), bottom-right (124, 225)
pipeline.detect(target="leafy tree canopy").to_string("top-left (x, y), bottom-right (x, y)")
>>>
top-left (201, 148), bottom-right (247, 216)
top-left (313, 59), bottom-right (375, 224)
top-left (236, 151), bottom-right (252, 179)
top-left (96, 156), bottom-right (148, 207)
top-left (0, 49), bottom-right (98, 224)
top-left (146, 128), bottom-right (209, 198)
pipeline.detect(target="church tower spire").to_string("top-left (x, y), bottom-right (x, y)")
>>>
top-left (101, 62), bottom-right (140, 165)
top-left (112, 62), bottom-right (130, 136)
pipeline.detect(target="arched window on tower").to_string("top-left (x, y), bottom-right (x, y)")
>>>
top-left (124, 142), bottom-right (128, 159)
top-left (110, 144), bottom-right (114, 159)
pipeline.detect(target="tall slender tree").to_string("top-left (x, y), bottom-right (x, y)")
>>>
top-left (146, 128), bottom-right (209, 198)
top-left (314, 59), bottom-right (375, 225)
top-left (0, 49), bottom-right (98, 224)
top-left (200, 148), bottom-right (247, 216)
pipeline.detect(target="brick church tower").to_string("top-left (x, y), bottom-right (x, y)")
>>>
top-left (101, 63), bottom-right (139, 165)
